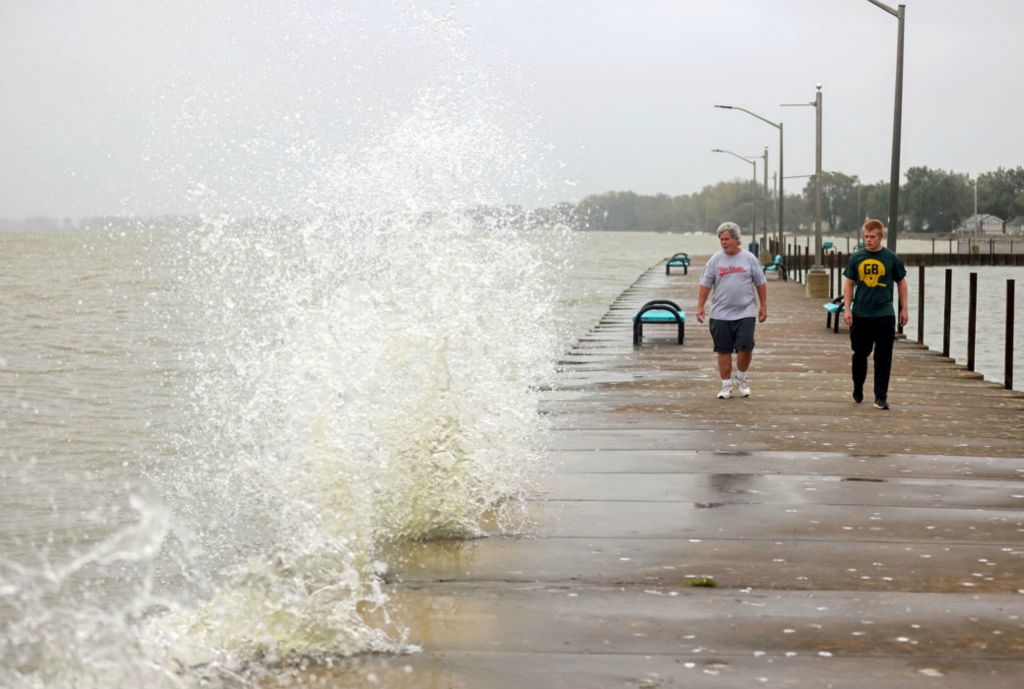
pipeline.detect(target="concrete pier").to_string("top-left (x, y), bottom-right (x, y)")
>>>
top-left (312, 258), bottom-right (1024, 688)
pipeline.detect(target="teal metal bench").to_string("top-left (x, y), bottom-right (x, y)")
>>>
top-left (822, 240), bottom-right (835, 252)
top-left (762, 254), bottom-right (787, 281)
top-left (666, 252), bottom-right (690, 275)
top-left (824, 297), bottom-right (846, 333)
top-left (633, 300), bottom-right (685, 346)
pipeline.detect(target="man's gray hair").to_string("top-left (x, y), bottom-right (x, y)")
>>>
top-left (717, 221), bottom-right (741, 240)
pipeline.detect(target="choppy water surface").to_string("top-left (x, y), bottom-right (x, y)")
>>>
top-left (1, 10), bottom-right (592, 685)
top-left (1, 206), bottom-right (705, 686)
top-left (901, 263), bottom-right (1023, 388)
top-left (0, 222), bottom-right (567, 689)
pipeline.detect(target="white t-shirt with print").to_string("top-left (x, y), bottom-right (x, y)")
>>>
top-left (699, 249), bottom-right (766, 321)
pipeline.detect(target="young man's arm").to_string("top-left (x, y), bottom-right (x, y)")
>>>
top-left (842, 278), bottom-right (855, 326)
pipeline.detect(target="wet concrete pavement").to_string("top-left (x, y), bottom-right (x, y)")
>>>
top-left (322, 259), bottom-right (1024, 687)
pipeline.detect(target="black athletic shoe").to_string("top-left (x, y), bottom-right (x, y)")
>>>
top-left (873, 398), bottom-right (890, 410)
top-left (852, 388), bottom-right (863, 404)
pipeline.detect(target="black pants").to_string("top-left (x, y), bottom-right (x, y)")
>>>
top-left (850, 315), bottom-right (896, 401)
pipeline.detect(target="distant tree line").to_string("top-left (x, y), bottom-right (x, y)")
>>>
top-left (0, 215), bottom-right (201, 232)
top-left (566, 166), bottom-right (1024, 234)
top-left (4, 167), bottom-right (1022, 234)
top-left (0, 216), bottom-right (73, 231)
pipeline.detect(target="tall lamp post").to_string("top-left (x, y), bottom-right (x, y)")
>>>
top-left (711, 148), bottom-right (759, 246)
top-left (772, 172), bottom-right (778, 238)
top-left (760, 145), bottom-right (769, 249)
top-left (782, 84), bottom-right (824, 268)
top-left (974, 177), bottom-right (981, 234)
top-left (715, 105), bottom-right (784, 253)
top-left (865, 0), bottom-right (906, 252)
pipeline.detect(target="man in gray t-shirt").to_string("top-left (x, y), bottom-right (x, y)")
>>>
top-left (696, 222), bottom-right (768, 399)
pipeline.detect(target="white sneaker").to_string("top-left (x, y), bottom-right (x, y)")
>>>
top-left (717, 382), bottom-right (733, 399)
top-left (736, 378), bottom-right (751, 397)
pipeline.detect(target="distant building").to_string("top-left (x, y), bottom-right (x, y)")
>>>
top-left (956, 213), bottom-right (1004, 235)
top-left (1005, 217), bottom-right (1024, 235)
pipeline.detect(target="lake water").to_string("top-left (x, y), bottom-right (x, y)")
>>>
top-left (1, 226), bottom-right (1020, 688)
top-left (901, 263), bottom-right (1023, 388)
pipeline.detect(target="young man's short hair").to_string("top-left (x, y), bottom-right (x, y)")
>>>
top-left (863, 219), bottom-right (885, 235)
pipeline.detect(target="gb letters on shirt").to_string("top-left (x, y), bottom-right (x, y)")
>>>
top-left (858, 259), bottom-right (886, 288)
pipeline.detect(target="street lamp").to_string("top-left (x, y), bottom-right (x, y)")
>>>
top-left (760, 145), bottom-right (769, 249)
top-left (715, 104), bottom-right (784, 253)
top-left (711, 148), bottom-right (758, 244)
top-left (782, 84), bottom-right (824, 268)
top-left (974, 177), bottom-right (981, 234)
top-left (865, 0), bottom-right (906, 252)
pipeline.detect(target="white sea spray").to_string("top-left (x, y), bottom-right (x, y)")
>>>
top-left (0, 4), bottom-right (575, 687)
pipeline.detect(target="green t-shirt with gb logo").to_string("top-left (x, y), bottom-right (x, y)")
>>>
top-left (843, 247), bottom-right (907, 318)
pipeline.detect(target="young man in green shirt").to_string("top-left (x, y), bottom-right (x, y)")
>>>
top-left (842, 219), bottom-right (909, 409)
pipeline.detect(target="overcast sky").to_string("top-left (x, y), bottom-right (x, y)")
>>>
top-left (2, 0), bottom-right (1022, 219)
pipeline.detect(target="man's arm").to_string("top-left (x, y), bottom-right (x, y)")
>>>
top-left (696, 285), bottom-right (711, 323)
top-left (897, 277), bottom-right (909, 327)
top-left (842, 277), bottom-right (855, 326)
top-left (756, 283), bottom-right (767, 322)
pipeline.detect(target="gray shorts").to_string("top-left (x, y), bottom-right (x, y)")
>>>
top-left (709, 317), bottom-right (756, 353)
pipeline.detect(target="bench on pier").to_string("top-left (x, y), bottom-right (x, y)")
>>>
top-left (665, 253), bottom-right (690, 275)
top-left (763, 254), bottom-right (787, 281)
top-left (633, 300), bottom-right (686, 346)
top-left (823, 297), bottom-right (846, 333)
top-left (823, 240), bottom-right (835, 252)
